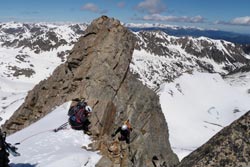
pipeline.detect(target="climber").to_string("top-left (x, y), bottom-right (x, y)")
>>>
top-left (68, 99), bottom-right (93, 135)
top-left (111, 120), bottom-right (132, 144)
top-left (0, 129), bottom-right (10, 167)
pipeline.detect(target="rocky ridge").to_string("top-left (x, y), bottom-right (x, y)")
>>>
top-left (2, 16), bottom-right (178, 167)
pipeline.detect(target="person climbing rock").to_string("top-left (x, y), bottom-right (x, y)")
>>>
top-left (0, 129), bottom-right (10, 167)
top-left (124, 119), bottom-right (132, 132)
top-left (68, 99), bottom-right (93, 135)
top-left (112, 120), bottom-right (132, 144)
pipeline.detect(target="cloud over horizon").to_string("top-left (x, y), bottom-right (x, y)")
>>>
top-left (216, 16), bottom-right (250, 26)
top-left (135, 0), bottom-right (166, 14)
top-left (136, 14), bottom-right (205, 23)
top-left (81, 3), bottom-right (107, 14)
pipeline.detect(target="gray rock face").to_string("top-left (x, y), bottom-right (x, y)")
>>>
top-left (2, 16), bottom-right (178, 167)
top-left (178, 111), bottom-right (250, 167)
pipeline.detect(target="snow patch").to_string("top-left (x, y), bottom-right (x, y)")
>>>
top-left (159, 72), bottom-right (250, 160)
top-left (7, 102), bottom-right (101, 167)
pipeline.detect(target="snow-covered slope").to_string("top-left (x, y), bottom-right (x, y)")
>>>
top-left (0, 76), bottom-right (34, 126)
top-left (0, 24), bottom-right (81, 126)
top-left (129, 31), bottom-right (250, 160)
top-left (158, 71), bottom-right (250, 160)
top-left (0, 22), bottom-right (101, 166)
top-left (0, 22), bottom-right (86, 82)
top-left (6, 102), bottom-right (101, 166)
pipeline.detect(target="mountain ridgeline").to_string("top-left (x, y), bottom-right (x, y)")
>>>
top-left (2, 16), bottom-right (178, 167)
top-left (0, 21), bottom-right (249, 88)
top-left (129, 26), bottom-right (250, 45)
top-left (131, 31), bottom-right (249, 89)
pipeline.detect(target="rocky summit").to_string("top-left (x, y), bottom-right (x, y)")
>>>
top-left (2, 16), bottom-right (178, 167)
top-left (178, 111), bottom-right (250, 167)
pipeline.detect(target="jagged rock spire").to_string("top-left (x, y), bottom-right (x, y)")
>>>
top-left (3, 16), bottom-right (178, 167)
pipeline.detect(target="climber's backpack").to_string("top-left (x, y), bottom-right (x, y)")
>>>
top-left (68, 101), bottom-right (87, 129)
top-left (68, 101), bottom-right (87, 116)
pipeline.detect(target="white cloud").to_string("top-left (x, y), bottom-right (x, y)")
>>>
top-left (216, 16), bottom-right (250, 26)
top-left (231, 16), bottom-right (250, 25)
top-left (81, 3), bottom-right (107, 14)
top-left (136, 0), bottom-right (167, 14)
top-left (141, 14), bottom-right (204, 23)
top-left (81, 3), bottom-right (99, 13)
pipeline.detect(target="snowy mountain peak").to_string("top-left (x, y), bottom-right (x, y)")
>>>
top-left (0, 22), bottom-right (87, 83)
top-left (131, 30), bottom-right (250, 89)
top-left (0, 22), bottom-right (87, 51)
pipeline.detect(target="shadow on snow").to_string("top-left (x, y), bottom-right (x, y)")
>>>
top-left (10, 163), bottom-right (38, 167)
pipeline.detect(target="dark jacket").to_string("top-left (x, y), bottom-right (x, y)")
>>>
top-left (112, 127), bottom-right (131, 144)
top-left (0, 130), bottom-right (9, 167)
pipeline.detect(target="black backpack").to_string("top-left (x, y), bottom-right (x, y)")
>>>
top-left (68, 101), bottom-right (87, 117)
top-left (68, 101), bottom-right (88, 130)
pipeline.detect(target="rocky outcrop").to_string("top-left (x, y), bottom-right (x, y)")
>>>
top-left (2, 16), bottom-right (178, 167)
top-left (178, 111), bottom-right (250, 167)
top-left (227, 64), bottom-right (250, 75)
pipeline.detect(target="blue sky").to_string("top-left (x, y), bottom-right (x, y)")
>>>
top-left (0, 0), bottom-right (249, 34)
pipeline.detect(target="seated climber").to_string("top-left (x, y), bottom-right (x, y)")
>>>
top-left (111, 120), bottom-right (132, 144)
top-left (68, 99), bottom-right (92, 135)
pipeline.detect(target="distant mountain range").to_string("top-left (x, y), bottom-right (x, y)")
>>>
top-left (127, 25), bottom-right (250, 45)
top-left (1, 22), bottom-right (250, 45)
top-left (0, 22), bottom-right (249, 88)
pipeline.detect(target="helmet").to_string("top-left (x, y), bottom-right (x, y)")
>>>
top-left (121, 124), bottom-right (128, 130)
top-left (85, 106), bottom-right (92, 113)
